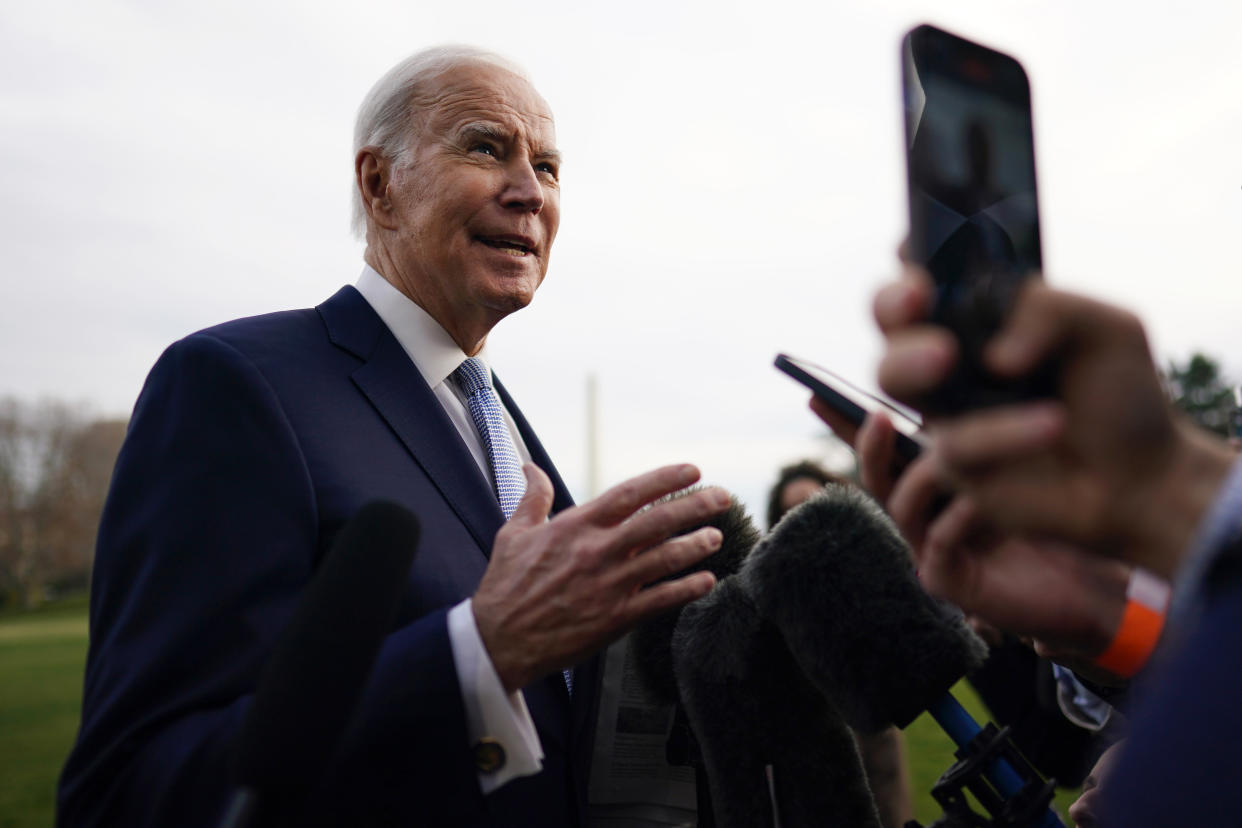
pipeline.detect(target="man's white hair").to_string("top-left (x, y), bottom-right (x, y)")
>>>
top-left (351, 46), bottom-right (529, 238)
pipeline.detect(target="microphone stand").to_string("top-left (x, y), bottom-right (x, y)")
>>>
top-left (908, 694), bottom-right (1064, 828)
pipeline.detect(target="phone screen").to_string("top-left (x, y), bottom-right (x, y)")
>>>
top-left (902, 25), bottom-right (1046, 410)
top-left (775, 353), bottom-right (925, 465)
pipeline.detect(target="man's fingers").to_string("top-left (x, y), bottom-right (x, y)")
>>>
top-left (923, 495), bottom-right (980, 563)
top-left (610, 487), bottom-right (731, 556)
top-left (886, 452), bottom-right (950, 550)
top-left (876, 328), bottom-right (959, 404)
top-left (910, 495), bottom-right (977, 602)
top-left (857, 412), bottom-right (897, 500)
top-left (617, 526), bottom-right (723, 587)
top-left (986, 282), bottom-right (1148, 378)
top-left (623, 570), bottom-right (717, 623)
top-left (584, 464), bottom-right (702, 526)
top-left (810, 396), bottom-right (859, 447)
top-left (873, 269), bottom-right (935, 333)
top-left (933, 402), bottom-right (1066, 471)
top-left (507, 463), bottom-right (556, 527)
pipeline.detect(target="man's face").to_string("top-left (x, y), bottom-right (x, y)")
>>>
top-left (1067, 741), bottom-right (1122, 828)
top-left (779, 477), bottom-right (826, 516)
top-left (382, 62), bottom-right (560, 346)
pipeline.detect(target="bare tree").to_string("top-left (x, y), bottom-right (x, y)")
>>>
top-left (0, 397), bottom-right (126, 608)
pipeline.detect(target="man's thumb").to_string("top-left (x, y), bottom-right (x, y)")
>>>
top-left (508, 463), bottom-right (554, 525)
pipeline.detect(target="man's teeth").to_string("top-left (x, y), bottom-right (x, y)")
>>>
top-left (482, 238), bottom-right (531, 256)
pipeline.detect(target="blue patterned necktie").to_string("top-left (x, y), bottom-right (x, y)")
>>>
top-left (452, 357), bottom-right (573, 696)
top-left (452, 357), bottom-right (527, 518)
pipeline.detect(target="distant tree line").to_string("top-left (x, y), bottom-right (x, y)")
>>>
top-left (0, 398), bottom-right (126, 609)
top-left (1164, 353), bottom-right (1241, 438)
top-left (0, 351), bottom-right (1234, 611)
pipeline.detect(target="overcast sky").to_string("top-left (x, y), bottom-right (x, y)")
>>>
top-left (3, 1), bottom-right (1240, 520)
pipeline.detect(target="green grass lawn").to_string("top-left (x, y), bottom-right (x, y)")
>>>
top-left (0, 598), bottom-right (1077, 827)
top-left (903, 681), bottom-right (1080, 826)
top-left (0, 595), bottom-right (90, 828)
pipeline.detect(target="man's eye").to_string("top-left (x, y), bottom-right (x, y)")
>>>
top-left (536, 162), bottom-right (558, 179)
top-left (471, 143), bottom-right (498, 157)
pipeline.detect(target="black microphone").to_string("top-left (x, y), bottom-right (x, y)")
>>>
top-left (670, 484), bottom-right (963, 828)
top-left (627, 492), bottom-right (761, 826)
top-left (629, 491), bottom-right (760, 705)
top-left (734, 484), bottom-right (1061, 827)
top-left (742, 483), bottom-right (988, 734)
top-left (673, 574), bottom-right (884, 828)
top-left (217, 500), bottom-right (421, 828)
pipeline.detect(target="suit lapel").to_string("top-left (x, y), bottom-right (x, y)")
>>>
top-left (317, 286), bottom-right (577, 558)
top-left (322, 285), bottom-right (597, 769)
top-left (318, 286), bottom-right (504, 557)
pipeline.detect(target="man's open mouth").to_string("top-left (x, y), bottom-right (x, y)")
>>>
top-left (477, 236), bottom-right (534, 257)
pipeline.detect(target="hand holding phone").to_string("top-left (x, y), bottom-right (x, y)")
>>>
top-left (775, 353), bottom-right (925, 466)
top-left (902, 24), bottom-right (1053, 412)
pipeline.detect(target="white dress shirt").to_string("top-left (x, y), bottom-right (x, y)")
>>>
top-left (354, 265), bottom-right (544, 793)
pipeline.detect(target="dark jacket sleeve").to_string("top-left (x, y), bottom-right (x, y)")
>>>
top-left (1101, 550), bottom-right (1242, 827)
top-left (57, 333), bottom-right (485, 827)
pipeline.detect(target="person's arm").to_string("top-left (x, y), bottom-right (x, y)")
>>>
top-left (447, 599), bottom-right (544, 793)
top-left (58, 334), bottom-right (482, 827)
top-left (62, 331), bottom-right (731, 827)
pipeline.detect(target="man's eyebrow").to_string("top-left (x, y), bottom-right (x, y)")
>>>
top-left (454, 122), bottom-right (562, 163)
top-left (455, 122), bottom-right (508, 144)
top-left (534, 147), bottom-right (563, 165)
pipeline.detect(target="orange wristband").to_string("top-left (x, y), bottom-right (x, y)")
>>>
top-left (1093, 598), bottom-right (1164, 678)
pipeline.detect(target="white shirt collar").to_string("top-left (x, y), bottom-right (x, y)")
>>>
top-left (353, 264), bottom-right (491, 390)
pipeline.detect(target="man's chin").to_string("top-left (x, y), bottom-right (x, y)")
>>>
top-left (480, 275), bottom-right (543, 315)
top-left (494, 292), bottom-right (536, 316)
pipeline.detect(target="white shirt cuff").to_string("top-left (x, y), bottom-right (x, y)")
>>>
top-left (447, 598), bottom-right (544, 793)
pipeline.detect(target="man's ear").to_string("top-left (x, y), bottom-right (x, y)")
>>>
top-left (355, 147), bottom-right (400, 231)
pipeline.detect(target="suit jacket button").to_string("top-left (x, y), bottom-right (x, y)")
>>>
top-left (473, 738), bottom-right (506, 773)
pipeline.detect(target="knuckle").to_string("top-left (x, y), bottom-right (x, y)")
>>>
top-left (689, 489), bottom-right (723, 517)
top-left (493, 522), bottom-right (521, 550)
top-left (543, 518), bottom-right (570, 544)
top-left (656, 542), bottom-right (681, 576)
top-left (575, 529), bottom-right (615, 567)
top-left (609, 598), bottom-right (634, 628)
top-left (646, 507), bottom-right (680, 539)
top-left (576, 540), bottom-right (605, 569)
top-left (614, 479), bottom-right (642, 505)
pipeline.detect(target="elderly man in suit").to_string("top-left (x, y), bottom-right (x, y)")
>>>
top-left (58, 47), bottom-right (728, 827)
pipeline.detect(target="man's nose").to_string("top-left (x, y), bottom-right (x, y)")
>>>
top-left (499, 158), bottom-right (544, 213)
top-left (1067, 791), bottom-right (1094, 827)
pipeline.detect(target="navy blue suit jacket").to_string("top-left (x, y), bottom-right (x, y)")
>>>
top-left (1101, 544), bottom-right (1242, 827)
top-left (58, 286), bottom-right (598, 827)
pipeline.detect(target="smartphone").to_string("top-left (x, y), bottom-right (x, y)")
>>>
top-left (775, 353), bottom-right (925, 466)
top-left (902, 24), bottom-right (1051, 411)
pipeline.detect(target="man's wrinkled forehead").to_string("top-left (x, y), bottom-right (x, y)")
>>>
top-left (416, 62), bottom-right (557, 148)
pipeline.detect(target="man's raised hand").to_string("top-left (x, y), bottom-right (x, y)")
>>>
top-left (473, 463), bottom-right (729, 693)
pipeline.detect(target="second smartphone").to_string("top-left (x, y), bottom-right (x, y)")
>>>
top-left (902, 23), bottom-right (1050, 411)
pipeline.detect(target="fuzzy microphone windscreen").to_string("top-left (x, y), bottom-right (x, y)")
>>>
top-left (671, 576), bottom-right (883, 828)
top-left (741, 483), bottom-right (988, 732)
top-left (629, 491), bottom-right (761, 704)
